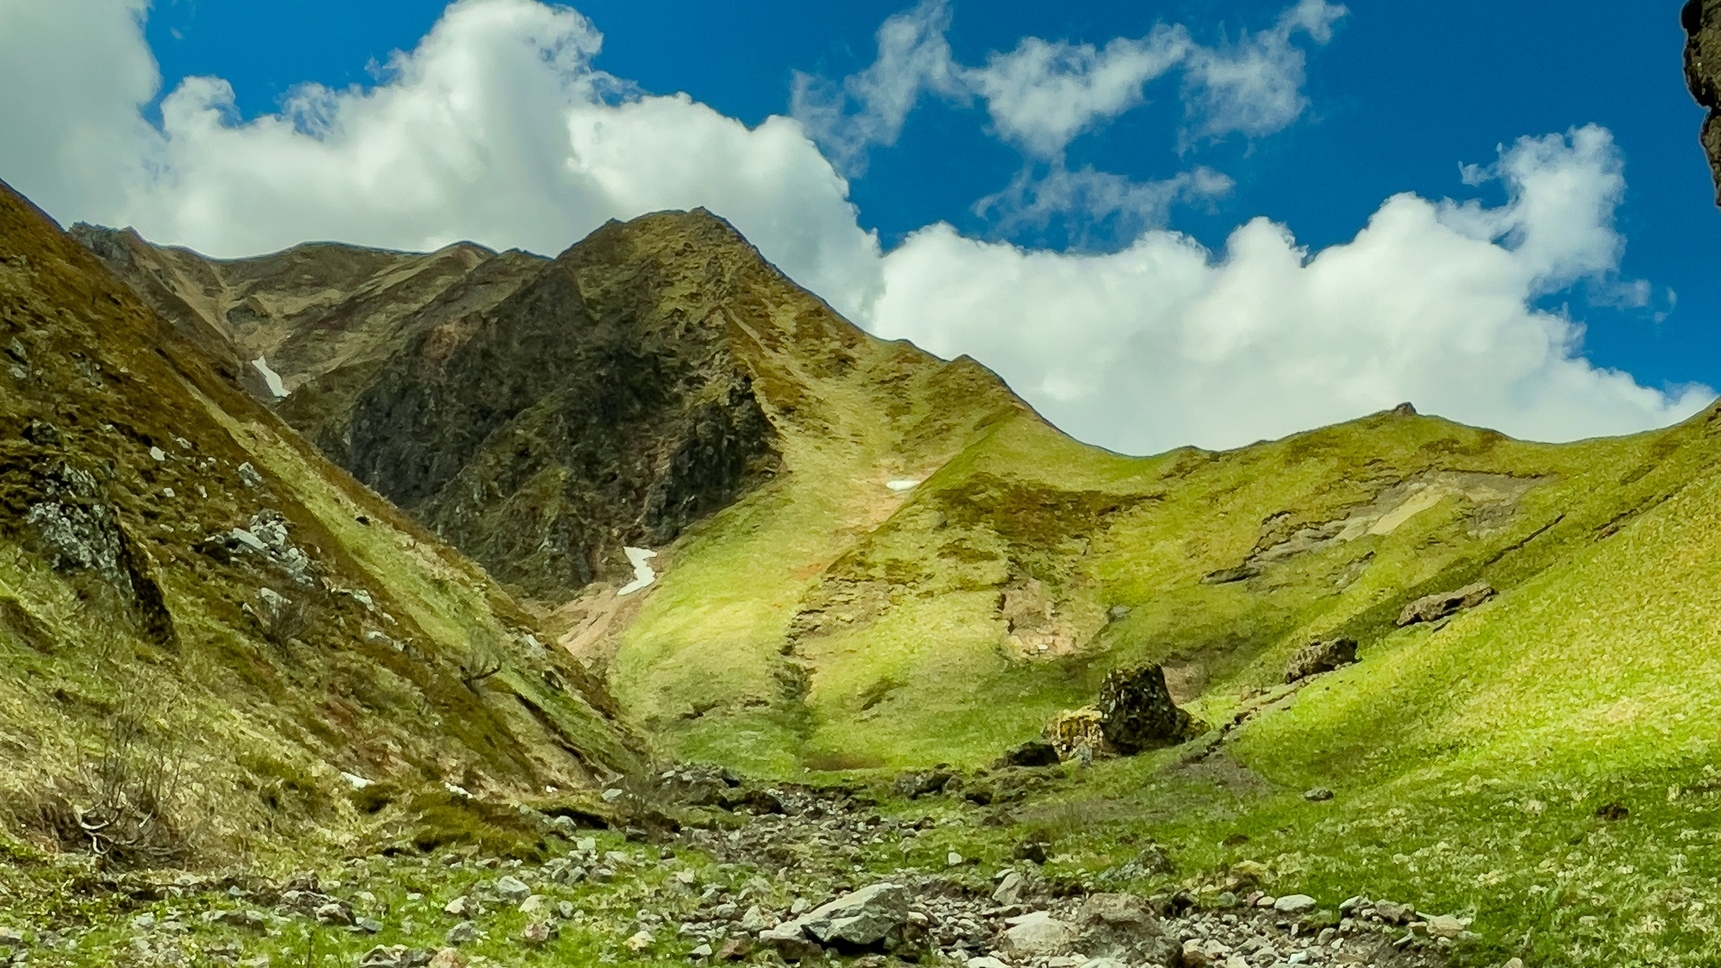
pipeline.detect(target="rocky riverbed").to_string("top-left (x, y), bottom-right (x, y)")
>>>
top-left (0, 765), bottom-right (1504, 968)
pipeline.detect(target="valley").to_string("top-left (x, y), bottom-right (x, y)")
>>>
top-left (0, 6), bottom-right (1713, 968)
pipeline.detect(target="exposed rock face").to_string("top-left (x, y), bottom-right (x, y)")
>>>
top-left (76, 212), bottom-right (805, 599)
top-left (1397, 582), bottom-right (1495, 627)
top-left (338, 220), bottom-right (780, 595)
top-left (1687, 0), bottom-right (1721, 203)
top-left (1285, 637), bottom-right (1359, 683)
top-left (1096, 664), bottom-right (1195, 754)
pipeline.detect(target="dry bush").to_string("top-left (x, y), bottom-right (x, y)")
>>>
top-left (29, 711), bottom-right (192, 868)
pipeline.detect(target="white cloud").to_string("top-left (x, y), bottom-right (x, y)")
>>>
top-left (796, 0), bottom-right (1346, 169)
top-left (1182, 0), bottom-right (1347, 145)
top-left (790, 0), bottom-right (962, 176)
top-left (873, 126), bottom-right (1710, 452)
top-left (0, 1), bottom-right (1703, 456)
top-left (0, 0), bottom-right (884, 320)
top-left (975, 163), bottom-right (1234, 242)
top-left (0, 0), bottom-right (157, 219)
top-left (963, 27), bottom-right (1192, 159)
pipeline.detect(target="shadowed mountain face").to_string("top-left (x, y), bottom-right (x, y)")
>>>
top-left (338, 215), bottom-right (783, 595)
top-left (1688, 0), bottom-right (1721, 202)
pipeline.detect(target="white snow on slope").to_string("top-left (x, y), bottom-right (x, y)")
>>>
top-left (617, 546), bottom-right (659, 596)
top-left (251, 356), bottom-right (288, 398)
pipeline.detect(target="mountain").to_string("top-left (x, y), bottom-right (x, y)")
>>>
top-left (1689, 0), bottom-right (1721, 202)
top-left (77, 213), bottom-right (1018, 601)
top-left (0, 178), bottom-right (638, 867)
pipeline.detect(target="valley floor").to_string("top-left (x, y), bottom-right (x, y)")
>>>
top-left (0, 759), bottom-right (1483, 968)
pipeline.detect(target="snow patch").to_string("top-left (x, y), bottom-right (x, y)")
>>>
top-left (886, 480), bottom-right (921, 492)
top-left (251, 356), bottom-right (288, 398)
top-left (617, 547), bottom-right (659, 596)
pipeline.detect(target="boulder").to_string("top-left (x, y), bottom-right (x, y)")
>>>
top-left (1003, 911), bottom-right (1079, 957)
top-left (893, 769), bottom-right (953, 798)
top-left (1284, 638), bottom-right (1358, 683)
top-left (758, 923), bottom-right (822, 961)
top-left (1075, 893), bottom-right (1177, 965)
top-left (492, 871), bottom-right (530, 902)
top-left (783, 882), bottom-right (909, 949)
top-left (1096, 664), bottom-right (1194, 754)
top-left (1273, 894), bottom-right (1317, 915)
top-left (1396, 582), bottom-right (1495, 627)
top-left (992, 870), bottom-right (1030, 906)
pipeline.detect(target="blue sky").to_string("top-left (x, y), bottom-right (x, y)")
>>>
top-left (0, 0), bottom-right (1715, 453)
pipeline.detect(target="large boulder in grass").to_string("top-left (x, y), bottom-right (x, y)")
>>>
top-left (1096, 664), bottom-right (1194, 755)
top-left (1396, 582), bottom-right (1495, 627)
top-left (1284, 638), bottom-right (1358, 683)
top-left (763, 882), bottom-right (910, 957)
top-left (1075, 894), bottom-right (1180, 966)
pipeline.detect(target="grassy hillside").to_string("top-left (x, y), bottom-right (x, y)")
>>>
top-left (0, 178), bottom-right (638, 868)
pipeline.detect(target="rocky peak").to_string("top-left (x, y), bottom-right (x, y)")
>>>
top-left (1686, 0), bottom-right (1721, 203)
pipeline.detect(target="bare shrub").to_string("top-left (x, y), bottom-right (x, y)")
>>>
top-left (32, 711), bottom-right (192, 868)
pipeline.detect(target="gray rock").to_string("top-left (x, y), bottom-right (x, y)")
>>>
top-left (739, 905), bottom-right (769, 933)
top-left (795, 882), bottom-right (909, 947)
top-left (992, 871), bottom-right (1028, 906)
top-left (1303, 787), bottom-right (1335, 802)
top-left (759, 922), bottom-right (822, 961)
top-left (1424, 914), bottom-right (1468, 939)
top-left (1273, 895), bottom-right (1317, 914)
top-left (445, 921), bottom-right (477, 945)
top-left (494, 875), bottom-right (531, 903)
top-left (355, 917), bottom-right (383, 934)
top-left (237, 462), bottom-right (264, 488)
top-left (689, 943), bottom-right (713, 959)
top-left (1004, 911), bottom-right (1078, 957)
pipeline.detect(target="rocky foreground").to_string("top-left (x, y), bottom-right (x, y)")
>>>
top-left (0, 766), bottom-right (1510, 968)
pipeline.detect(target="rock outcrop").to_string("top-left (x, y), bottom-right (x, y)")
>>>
top-left (1285, 637), bottom-right (1359, 683)
top-left (1096, 664), bottom-right (1196, 754)
top-left (1686, 0), bottom-right (1721, 203)
top-left (1397, 582), bottom-right (1495, 627)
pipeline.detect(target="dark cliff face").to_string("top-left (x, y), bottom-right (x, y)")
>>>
top-left (341, 213), bottom-right (781, 598)
top-left (1687, 0), bottom-right (1721, 204)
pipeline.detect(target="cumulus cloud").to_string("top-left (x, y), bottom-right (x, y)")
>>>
top-left (873, 126), bottom-right (1711, 452)
top-left (963, 27), bottom-right (1193, 159)
top-left (1182, 0), bottom-right (1347, 145)
top-left (974, 164), bottom-right (1234, 243)
top-left (795, 0), bottom-right (1345, 170)
top-left (0, 0), bottom-right (1703, 455)
top-left (0, 0), bottom-right (157, 218)
top-left (0, 0), bottom-right (884, 320)
top-left (789, 0), bottom-right (962, 176)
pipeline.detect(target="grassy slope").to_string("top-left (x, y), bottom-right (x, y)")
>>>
top-left (0, 180), bottom-right (637, 865)
top-left (606, 259), bottom-right (1721, 959)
